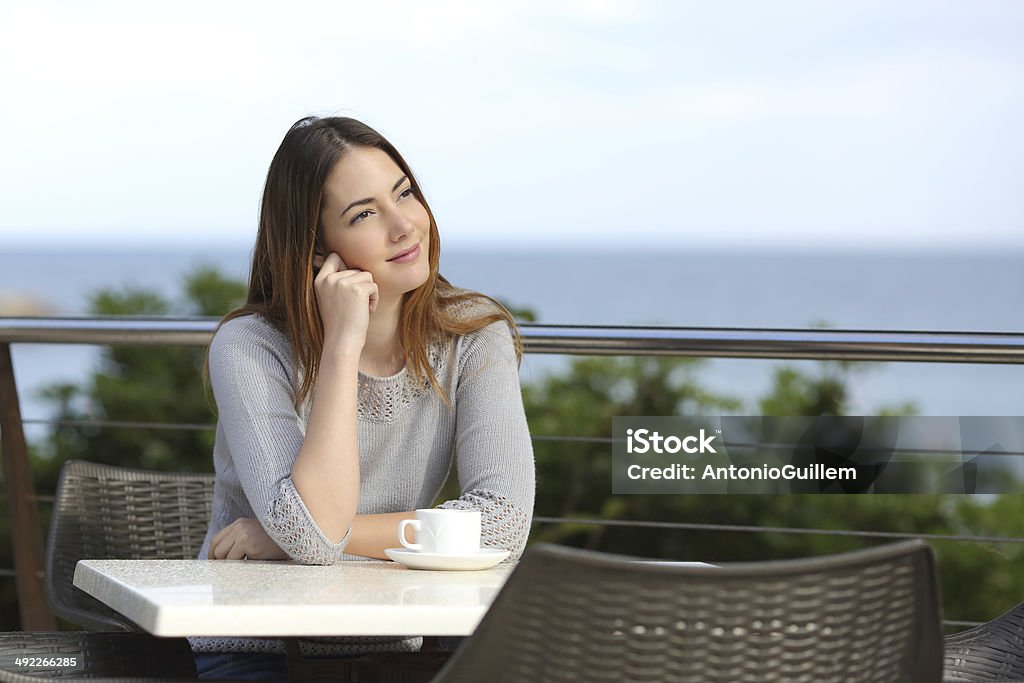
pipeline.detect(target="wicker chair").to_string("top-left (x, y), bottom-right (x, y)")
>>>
top-left (45, 460), bottom-right (214, 631)
top-left (432, 540), bottom-right (943, 683)
top-left (944, 602), bottom-right (1024, 681)
top-left (0, 631), bottom-right (198, 680)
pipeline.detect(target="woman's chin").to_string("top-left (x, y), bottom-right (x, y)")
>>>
top-left (402, 268), bottom-right (431, 292)
top-left (379, 273), bottom-right (431, 302)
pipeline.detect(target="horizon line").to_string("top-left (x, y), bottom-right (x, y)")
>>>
top-left (1, 239), bottom-right (1023, 255)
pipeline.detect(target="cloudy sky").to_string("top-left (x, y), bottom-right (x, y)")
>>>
top-left (0, 0), bottom-right (1021, 250)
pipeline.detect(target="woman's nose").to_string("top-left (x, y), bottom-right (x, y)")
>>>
top-left (388, 210), bottom-right (416, 239)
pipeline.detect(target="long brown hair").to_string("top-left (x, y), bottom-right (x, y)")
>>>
top-left (215, 116), bottom-right (522, 408)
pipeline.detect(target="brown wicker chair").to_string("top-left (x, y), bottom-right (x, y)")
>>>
top-left (45, 460), bottom-right (214, 631)
top-left (0, 631), bottom-right (198, 680)
top-left (432, 540), bottom-right (943, 683)
top-left (944, 602), bottom-right (1024, 681)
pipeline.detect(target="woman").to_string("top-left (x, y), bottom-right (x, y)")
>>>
top-left (191, 116), bottom-right (536, 680)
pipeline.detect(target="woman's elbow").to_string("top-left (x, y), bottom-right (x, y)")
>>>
top-left (286, 537), bottom-right (350, 565)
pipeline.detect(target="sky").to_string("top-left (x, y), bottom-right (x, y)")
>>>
top-left (0, 0), bottom-right (1021, 251)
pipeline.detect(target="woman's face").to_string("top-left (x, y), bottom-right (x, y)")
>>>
top-left (319, 146), bottom-right (431, 299)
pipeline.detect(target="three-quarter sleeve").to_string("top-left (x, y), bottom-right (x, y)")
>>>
top-left (437, 319), bottom-right (536, 558)
top-left (208, 318), bottom-right (351, 565)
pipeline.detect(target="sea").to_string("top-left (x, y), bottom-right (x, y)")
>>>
top-left (1, 247), bottom-right (1022, 442)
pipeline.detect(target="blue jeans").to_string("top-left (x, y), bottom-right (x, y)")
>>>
top-left (194, 652), bottom-right (289, 681)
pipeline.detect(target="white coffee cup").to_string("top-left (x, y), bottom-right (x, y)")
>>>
top-left (398, 509), bottom-right (481, 554)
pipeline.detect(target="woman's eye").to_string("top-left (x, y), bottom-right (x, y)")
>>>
top-left (351, 210), bottom-right (372, 224)
top-left (399, 187), bottom-right (416, 199)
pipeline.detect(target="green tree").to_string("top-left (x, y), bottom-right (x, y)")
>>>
top-left (36, 267), bottom-right (246, 484)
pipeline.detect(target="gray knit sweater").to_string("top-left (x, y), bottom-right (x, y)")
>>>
top-left (190, 306), bottom-right (535, 655)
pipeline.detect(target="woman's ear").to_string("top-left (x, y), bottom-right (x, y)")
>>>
top-left (312, 243), bottom-right (326, 273)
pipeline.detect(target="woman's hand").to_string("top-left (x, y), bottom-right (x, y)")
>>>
top-left (208, 518), bottom-right (290, 561)
top-left (313, 252), bottom-right (379, 355)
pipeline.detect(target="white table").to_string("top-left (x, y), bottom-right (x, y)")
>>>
top-left (73, 558), bottom-right (515, 638)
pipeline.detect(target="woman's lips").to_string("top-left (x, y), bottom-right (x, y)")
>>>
top-left (388, 244), bottom-right (421, 264)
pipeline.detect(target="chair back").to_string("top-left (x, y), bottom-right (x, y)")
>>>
top-left (434, 540), bottom-right (943, 683)
top-left (944, 601), bottom-right (1024, 679)
top-left (45, 459), bottom-right (214, 631)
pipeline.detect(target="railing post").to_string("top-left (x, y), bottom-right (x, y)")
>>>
top-left (0, 343), bottom-right (56, 629)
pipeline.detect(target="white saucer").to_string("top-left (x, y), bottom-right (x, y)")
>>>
top-left (384, 548), bottom-right (509, 571)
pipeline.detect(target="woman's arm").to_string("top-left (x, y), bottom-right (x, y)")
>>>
top-left (437, 319), bottom-right (536, 558)
top-left (288, 345), bottom-right (361, 543)
top-left (290, 252), bottom-right (377, 542)
top-left (344, 512), bottom-right (417, 559)
top-left (209, 512), bottom-right (416, 561)
top-left (208, 321), bottom-right (355, 564)
top-left (207, 255), bottom-right (378, 564)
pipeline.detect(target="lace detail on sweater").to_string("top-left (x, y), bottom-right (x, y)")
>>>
top-left (437, 488), bottom-right (530, 558)
top-left (445, 293), bottom-right (501, 320)
top-left (264, 478), bottom-right (351, 565)
top-left (356, 339), bottom-right (449, 424)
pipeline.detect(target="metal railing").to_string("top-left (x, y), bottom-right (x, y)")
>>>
top-left (2, 317), bottom-right (1024, 631)
top-left (3, 316), bottom-right (1024, 362)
